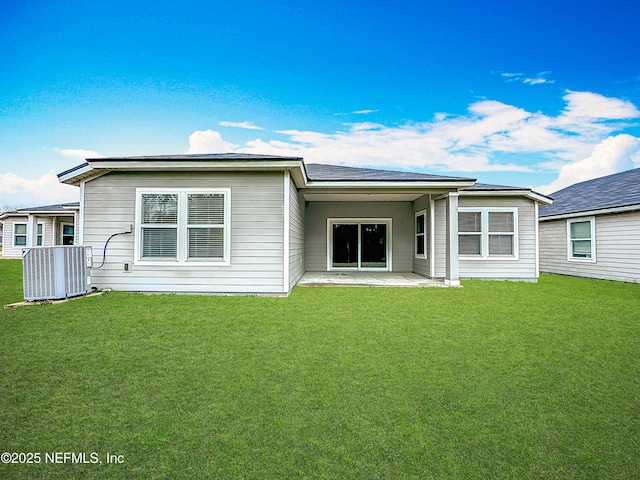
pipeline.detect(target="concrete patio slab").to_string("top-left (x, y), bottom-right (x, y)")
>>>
top-left (297, 272), bottom-right (447, 287)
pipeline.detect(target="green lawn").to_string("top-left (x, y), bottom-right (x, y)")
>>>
top-left (1, 259), bottom-right (638, 479)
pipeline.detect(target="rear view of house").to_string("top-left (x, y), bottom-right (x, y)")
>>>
top-left (57, 154), bottom-right (551, 295)
top-left (539, 167), bottom-right (640, 283)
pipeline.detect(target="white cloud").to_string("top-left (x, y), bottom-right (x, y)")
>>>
top-left (219, 121), bottom-right (263, 130)
top-left (498, 71), bottom-right (554, 85)
top-left (55, 148), bottom-right (104, 161)
top-left (187, 90), bottom-right (638, 189)
top-left (187, 130), bottom-right (238, 153)
top-left (239, 92), bottom-right (638, 174)
top-left (352, 109), bottom-right (379, 115)
top-left (500, 72), bottom-right (523, 79)
top-left (523, 77), bottom-right (552, 85)
top-left (536, 134), bottom-right (640, 194)
top-left (0, 171), bottom-right (79, 207)
top-left (242, 120), bottom-right (532, 173)
top-left (561, 90), bottom-right (640, 120)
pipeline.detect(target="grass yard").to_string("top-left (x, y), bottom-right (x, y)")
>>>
top-left (0, 259), bottom-right (638, 479)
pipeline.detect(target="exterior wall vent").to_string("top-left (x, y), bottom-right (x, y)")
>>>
top-left (22, 246), bottom-right (93, 301)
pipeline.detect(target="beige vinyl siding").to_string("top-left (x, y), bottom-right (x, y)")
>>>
top-left (83, 171), bottom-right (286, 294)
top-left (540, 210), bottom-right (640, 283)
top-left (305, 201), bottom-right (413, 272)
top-left (1, 217), bottom-right (56, 258)
top-left (2, 219), bottom-right (25, 258)
top-left (288, 179), bottom-right (305, 290)
top-left (412, 194), bottom-right (431, 277)
top-left (458, 196), bottom-right (538, 281)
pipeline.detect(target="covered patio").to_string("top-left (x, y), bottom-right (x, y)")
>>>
top-left (297, 272), bottom-right (448, 287)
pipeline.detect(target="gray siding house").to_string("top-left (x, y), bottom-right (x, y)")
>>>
top-left (58, 154), bottom-right (551, 295)
top-left (539, 167), bottom-right (640, 284)
top-left (0, 203), bottom-right (79, 258)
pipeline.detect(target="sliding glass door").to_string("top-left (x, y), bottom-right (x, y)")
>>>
top-left (329, 220), bottom-right (391, 271)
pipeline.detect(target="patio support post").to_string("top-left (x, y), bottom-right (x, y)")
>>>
top-left (26, 214), bottom-right (38, 248)
top-left (444, 193), bottom-right (460, 286)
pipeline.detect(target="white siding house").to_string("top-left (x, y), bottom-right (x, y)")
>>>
top-left (539, 168), bottom-right (640, 284)
top-left (0, 204), bottom-right (79, 258)
top-left (58, 154), bottom-right (552, 295)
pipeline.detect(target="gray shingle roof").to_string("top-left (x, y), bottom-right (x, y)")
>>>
top-left (539, 167), bottom-right (640, 217)
top-left (305, 163), bottom-right (475, 182)
top-left (465, 182), bottom-right (527, 191)
top-left (18, 203), bottom-right (80, 213)
top-left (1, 203), bottom-right (79, 218)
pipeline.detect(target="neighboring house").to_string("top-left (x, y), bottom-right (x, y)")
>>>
top-left (58, 154), bottom-right (552, 295)
top-left (0, 203), bottom-right (79, 258)
top-left (539, 167), bottom-right (640, 284)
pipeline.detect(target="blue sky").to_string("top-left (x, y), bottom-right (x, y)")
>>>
top-left (1, 0), bottom-right (640, 207)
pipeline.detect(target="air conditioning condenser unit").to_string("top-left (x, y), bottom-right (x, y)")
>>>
top-left (22, 246), bottom-right (93, 301)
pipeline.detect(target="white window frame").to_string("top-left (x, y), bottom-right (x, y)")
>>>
top-left (414, 210), bottom-right (427, 259)
top-left (13, 222), bottom-right (27, 247)
top-left (458, 207), bottom-right (519, 260)
top-left (60, 222), bottom-right (75, 245)
top-left (13, 222), bottom-right (44, 247)
top-left (134, 188), bottom-right (231, 266)
top-left (567, 217), bottom-right (596, 262)
top-left (36, 223), bottom-right (44, 246)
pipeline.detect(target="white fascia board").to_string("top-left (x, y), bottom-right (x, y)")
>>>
top-left (0, 208), bottom-right (77, 218)
top-left (305, 180), bottom-right (476, 189)
top-left (458, 189), bottom-right (553, 205)
top-left (58, 164), bottom-right (101, 186)
top-left (288, 164), bottom-right (308, 188)
top-left (9, 210), bottom-right (72, 216)
top-left (539, 203), bottom-right (640, 221)
top-left (87, 159), bottom-right (304, 172)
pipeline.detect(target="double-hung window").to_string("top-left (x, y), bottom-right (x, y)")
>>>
top-left (458, 211), bottom-right (482, 255)
top-left (488, 211), bottom-right (515, 255)
top-left (14, 223), bottom-right (28, 247)
top-left (136, 188), bottom-right (230, 265)
top-left (415, 210), bottom-right (427, 257)
top-left (567, 217), bottom-right (595, 261)
top-left (14, 223), bottom-right (43, 247)
top-left (458, 208), bottom-right (518, 258)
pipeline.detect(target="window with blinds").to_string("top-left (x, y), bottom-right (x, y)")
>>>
top-left (187, 194), bottom-right (225, 259)
top-left (488, 211), bottom-right (514, 255)
top-left (141, 194), bottom-right (178, 258)
top-left (568, 218), bottom-right (595, 260)
top-left (458, 208), bottom-right (518, 258)
top-left (136, 189), bottom-right (230, 264)
top-left (458, 211), bottom-right (482, 255)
